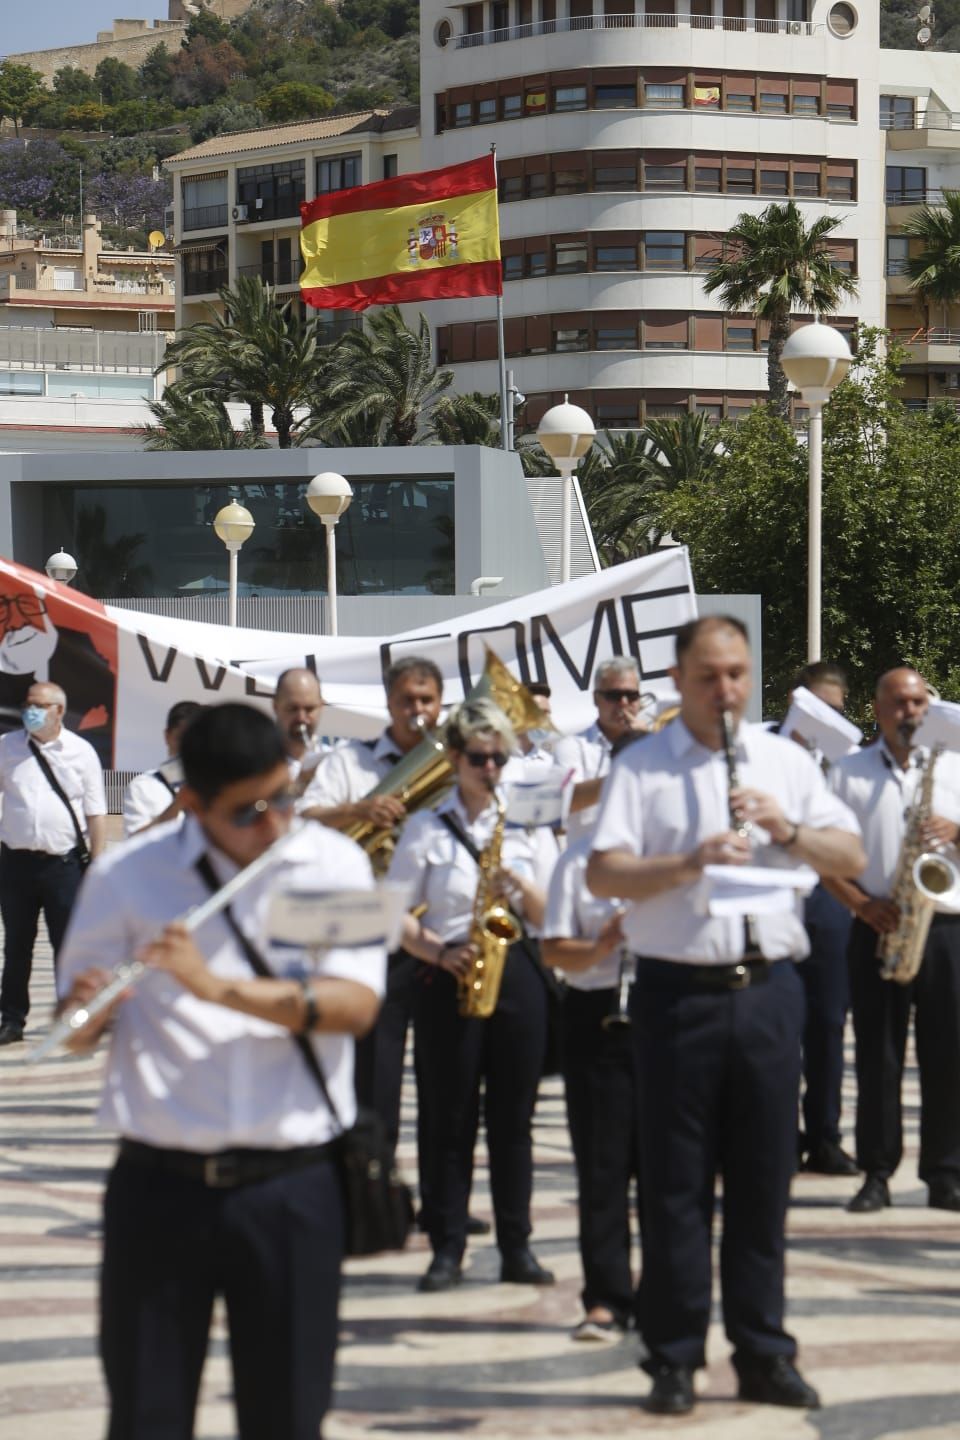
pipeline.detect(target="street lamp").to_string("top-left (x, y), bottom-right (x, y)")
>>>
top-left (45, 549), bottom-right (77, 584)
top-left (537, 396), bottom-right (595, 583)
top-left (213, 501), bottom-right (255, 628)
top-left (780, 321), bottom-right (852, 664)
top-left (306, 472), bottom-right (353, 636)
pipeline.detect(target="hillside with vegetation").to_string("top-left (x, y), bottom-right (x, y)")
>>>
top-left (881, 0), bottom-right (960, 50)
top-left (0, 0), bottom-right (419, 248)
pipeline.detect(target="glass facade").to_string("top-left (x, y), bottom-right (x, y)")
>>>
top-left (40, 478), bottom-right (455, 600)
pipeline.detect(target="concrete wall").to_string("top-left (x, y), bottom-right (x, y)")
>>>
top-left (9, 23), bottom-right (188, 84)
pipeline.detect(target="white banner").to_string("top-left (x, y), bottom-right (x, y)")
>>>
top-left (0, 549), bottom-right (696, 771)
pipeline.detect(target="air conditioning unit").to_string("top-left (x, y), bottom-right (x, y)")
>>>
top-left (232, 204), bottom-right (249, 222)
top-left (789, 20), bottom-right (803, 34)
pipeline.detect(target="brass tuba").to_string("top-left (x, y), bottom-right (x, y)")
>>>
top-left (458, 790), bottom-right (522, 1018)
top-left (337, 648), bottom-right (549, 869)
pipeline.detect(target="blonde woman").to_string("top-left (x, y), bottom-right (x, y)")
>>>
top-left (392, 698), bottom-right (554, 1294)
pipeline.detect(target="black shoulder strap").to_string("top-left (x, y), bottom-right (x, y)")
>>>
top-left (152, 769), bottom-right (177, 798)
top-left (29, 740), bottom-right (90, 862)
top-left (438, 809), bottom-right (482, 864)
top-left (193, 853), bottom-right (344, 1133)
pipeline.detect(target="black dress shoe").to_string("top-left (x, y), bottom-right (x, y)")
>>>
top-left (735, 1355), bottom-right (820, 1409)
top-left (846, 1174), bottom-right (891, 1213)
top-left (802, 1141), bottom-right (860, 1177)
top-left (417, 1254), bottom-right (462, 1293)
top-left (0, 1021), bottom-right (23, 1046)
top-left (928, 1180), bottom-right (960, 1212)
top-left (466, 1215), bottom-right (491, 1236)
top-left (500, 1247), bottom-right (555, 1285)
top-left (645, 1364), bottom-right (695, 1415)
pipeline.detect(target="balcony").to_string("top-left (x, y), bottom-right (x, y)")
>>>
top-left (183, 204), bottom-right (229, 232)
top-left (0, 272), bottom-right (175, 310)
top-left (455, 10), bottom-right (821, 46)
top-left (236, 257), bottom-right (304, 287)
top-left (886, 188), bottom-right (947, 223)
top-left (891, 327), bottom-right (960, 369)
top-left (0, 325), bottom-right (168, 373)
top-left (183, 266), bottom-right (228, 297)
top-left (234, 197), bottom-right (305, 224)
top-left (885, 112), bottom-right (960, 154)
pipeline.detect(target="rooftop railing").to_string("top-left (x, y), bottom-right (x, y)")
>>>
top-left (456, 11), bottom-right (820, 45)
top-left (0, 325), bottom-right (168, 373)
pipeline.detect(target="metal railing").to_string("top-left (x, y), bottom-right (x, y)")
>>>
top-left (236, 258), bottom-right (304, 286)
top-left (882, 110), bottom-right (960, 132)
top-left (886, 188), bottom-right (947, 206)
top-left (183, 266), bottom-right (228, 296)
top-left (0, 326), bottom-right (168, 373)
top-left (183, 204), bottom-right (228, 232)
top-left (891, 327), bottom-right (960, 346)
top-left (456, 11), bottom-right (819, 45)
top-left (905, 397), bottom-right (960, 411)
top-left (234, 197), bottom-right (304, 223)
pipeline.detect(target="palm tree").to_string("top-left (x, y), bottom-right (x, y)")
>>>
top-left (701, 201), bottom-right (859, 419)
top-left (425, 392), bottom-right (501, 446)
top-left (138, 384), bottom-right (268, 450)
top-left (309, 307), bottom-right (453, 445)
top-left (161, 277), bottom-right (325, 447)
top-left (74, 504), bottom-right (153, 597)
top-left (901, 190), bottom-right (960, 333)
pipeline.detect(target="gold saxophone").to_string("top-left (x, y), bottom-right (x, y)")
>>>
top-left (878, 739), bottom-right (958, 983)
top-left (458, 790), bottom-right (522, 1019)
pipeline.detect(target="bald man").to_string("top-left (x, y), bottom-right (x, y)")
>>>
top-left (829, 668), bottom-right (960, 1214)
top-left (272, 668), bottom-right (327, 800)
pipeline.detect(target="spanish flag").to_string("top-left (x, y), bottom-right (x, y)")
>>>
top-left (300, 154), bottom-right (501, 311)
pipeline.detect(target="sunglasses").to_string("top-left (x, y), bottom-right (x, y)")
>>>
top-left (597, 688), bottom-right (642, 704)
top-left (227, 790), bottom-right (296, 828)
top-left (463, 750), bottom-right (508, 768)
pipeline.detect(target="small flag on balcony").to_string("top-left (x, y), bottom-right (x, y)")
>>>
top-left (300, 154), bottom-right (501, 311)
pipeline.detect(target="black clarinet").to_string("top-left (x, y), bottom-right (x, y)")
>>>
top-left (720, 710), bottom-right (762, 960)
top-left (602, 949), bottom-right (636, 1030)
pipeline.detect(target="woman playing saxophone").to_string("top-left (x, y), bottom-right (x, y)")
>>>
top-left (389, 698), bottom-right (553, 1295)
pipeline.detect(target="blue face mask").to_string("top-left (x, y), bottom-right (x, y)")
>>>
top-left (22, 705), bottom-right (49, 734)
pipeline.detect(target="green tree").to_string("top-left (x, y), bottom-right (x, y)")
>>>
top-left (901, 190), bottom-right (960, 330)
top-left (162, 277), bottom-right (325, 448)
top-left (93, 58), bottom-right (139, 106)
top-left (701, 200), bottom-right (859, 420)
top-left (139, 45), bottom-right (175, 101)
top-left (259, 81), bottom-right (335, 121)
top-left (425, 391), bottom-right (500, 445)
top-left (309, 306), bottom-right (453, 445)
top-left (64, 102), bottom-right (109, 131)
top-left (0, 61), bottom-right (44, 135)
top-left (52, 66), bottom-right (99, 105)
top-left (139, 383), bottom-right (269, 450)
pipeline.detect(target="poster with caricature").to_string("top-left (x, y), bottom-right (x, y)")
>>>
top-left (0, 561), bottom-right (118, 767)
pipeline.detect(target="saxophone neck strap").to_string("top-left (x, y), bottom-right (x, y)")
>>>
top-left (438, 810), bottom-right (482, 865)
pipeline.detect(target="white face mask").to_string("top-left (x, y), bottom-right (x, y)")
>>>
top-left (22, 705), bottom-right (50, 734)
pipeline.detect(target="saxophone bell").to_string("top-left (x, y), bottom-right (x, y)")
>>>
top-left (913, 850), bottom-right (960, 914)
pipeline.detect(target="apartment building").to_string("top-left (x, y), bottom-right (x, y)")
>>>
top-left (165, 108), bottom-right (420, 335)
top-left (419, 0), bottom-right (885, 426)
top-left (879, 51), bottom-right (960, 411)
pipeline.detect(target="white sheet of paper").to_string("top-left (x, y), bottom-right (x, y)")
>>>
top-left (505, 773), bottom-right (573, 827)
top-left (914, 699), bottom-right (960, 752)
top-left (699, 863), bottom-right (818, 918)
top-left (267, 883), bottom-right (412, 951)
top-left (781, 686), bottom-right (862, 762)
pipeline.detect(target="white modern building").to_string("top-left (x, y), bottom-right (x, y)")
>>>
top-left (419, 0), bottom-right (885, 426)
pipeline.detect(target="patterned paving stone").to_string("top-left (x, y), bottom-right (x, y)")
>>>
top-left (1, 922), bottom-right (958, 1438)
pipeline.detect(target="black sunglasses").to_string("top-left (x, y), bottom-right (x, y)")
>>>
top-left (597, 688), bottom-right (642, 704)
top-left (227, 789), bottom-right (296, 828)
top-left (463, 750), bottom-right (508, 768)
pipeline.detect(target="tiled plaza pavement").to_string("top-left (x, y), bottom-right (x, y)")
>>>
top-left (2, 927), bottom-right (960, 1439)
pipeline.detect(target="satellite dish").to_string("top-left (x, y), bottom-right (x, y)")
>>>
top-left (917, 23), bottom-right (932, 41)
top-left (148, 230), bottom-right (166, 250)
top-left (918, 3), bottom-right (931, 17)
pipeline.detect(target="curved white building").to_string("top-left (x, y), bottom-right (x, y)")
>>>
top-left (419, 0), bottom-right (885, 426)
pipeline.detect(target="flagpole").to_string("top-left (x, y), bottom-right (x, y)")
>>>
top-left (491, 144), bottom-right (509, 453)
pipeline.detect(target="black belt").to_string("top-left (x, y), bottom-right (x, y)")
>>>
top-left (0, 843), bottom-right (83, 861)
top-left (636, 955), bottom-right (778, 990)
top-left (119, 1137), bottom-right (336, 1189)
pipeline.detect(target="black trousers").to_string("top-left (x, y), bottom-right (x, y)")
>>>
top-left (0, 844), bottom-right (85, 1027)
top-left (634, 958), bottom-right (803, 1371)
top-left (798, 884), bottom-right (852, 1151)
top-left (101, 1150), bottom-right (344, 1440)
top-left (848, 913), bottom-right (960, 1184)
top-left (562, 986), bottom-right (641, 1325)
top-left (416, 943), bottom-right (548, 1262)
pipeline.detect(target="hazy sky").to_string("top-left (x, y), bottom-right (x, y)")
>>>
top-left (3, 3), bottom-right (166, 57)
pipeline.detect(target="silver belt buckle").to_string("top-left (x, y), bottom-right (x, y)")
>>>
top-left (203, 1152), bottom-right (241, 1187)
top-left (730, 963), bottom-right (751, 990)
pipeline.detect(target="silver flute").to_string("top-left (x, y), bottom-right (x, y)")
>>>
top-left (31, 828), bottom-right (301, 1062)
top-left (601, 949), bottom-right (636, 1030)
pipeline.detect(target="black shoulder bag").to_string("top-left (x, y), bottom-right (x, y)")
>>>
top-left (437, 811), bottom-right (564, 1076)
top-left (29, 740), bottom-right (91, 868)
top-left (194, 854), bottom-right (413, 1257)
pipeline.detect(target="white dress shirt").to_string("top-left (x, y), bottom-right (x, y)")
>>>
top-left (122, 768), bottom-right (178, 838)
top-left (303, 731), bottom-right (402, 809)
top-left (553, 722), bottom-right (614, 842)
top-left (590, 718), bottom-right (860, 964)
top-left (544, 835), bottom-right (621, 990)
top-left (388, 790), bottom-right (539, 943)
top-left (830, 740), bottom-right (960, 896)
top-left (57, 817), bottom-right (386, 1151)
top-left (0, 727), bottom-right (105, 853)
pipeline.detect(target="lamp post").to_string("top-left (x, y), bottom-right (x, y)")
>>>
top-left (780, 321), bottom-right (852, 664)
top-left (536, 396), bottom-right (596, 584)
top-left (213, 501), bottom-right (255, 628)
top-left (306, 472), bottom-right (354, 636)
top-left (45, 549), bottom-right (77, 584)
